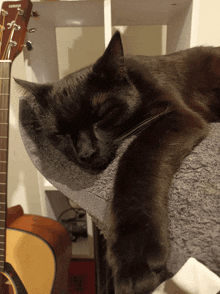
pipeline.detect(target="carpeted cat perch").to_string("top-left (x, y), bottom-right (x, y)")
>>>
top-left (19, 96), bottom-right (220, 277)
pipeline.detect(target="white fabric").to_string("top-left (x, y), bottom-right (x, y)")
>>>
top-left (154, 257), bottom-right (220, 294)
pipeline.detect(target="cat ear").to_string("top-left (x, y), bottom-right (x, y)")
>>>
top-left (15, 78), bottom-right (52, 108)
top-left (93, 31), bottom-right (125, 80)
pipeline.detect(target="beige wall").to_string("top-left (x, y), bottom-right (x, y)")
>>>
top-left (9, 54), bottom-right (43, 215)
top-left (56, 27), bottom-right (105, 77)
top-left (56, 25), bottom-right (164, 78)
top-left (113, 26), bottom-right (165, 56)
top-left (193, 0), bottom-right (220, 47)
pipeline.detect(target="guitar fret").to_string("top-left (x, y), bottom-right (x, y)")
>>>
top-left (0, 94), bottom-right (9, 106)
top-left (0, 62), bottom-right (12, 269)
top-left (0, 138), bottom-right (8, 146)
top-left (0, 111), bottom-right (8, 124)
top-left (0, 140), bottom-right (7, 148)
top-left (0, 162), bottom-right (7, 172)
top-left (0, 195), bottom-right (6, 203)
top-left (0, 124), bottom-right (8, 136)
top-left (0, 105), bottom-right (8, 110)
top-left (0, 138), bottom-right (7, 148)
top-left (0, 151), bottom-right (7, 162)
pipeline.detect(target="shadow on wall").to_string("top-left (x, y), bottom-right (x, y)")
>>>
top-left (56, 25), bottom-right (164, 78)
top-left (113, 25), bottom-right (163, 56)
top-left (8, 122), bottom-right (42, 214)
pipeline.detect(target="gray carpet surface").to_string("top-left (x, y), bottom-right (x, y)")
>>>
top-left (19, 96), bottom-right (220, 276)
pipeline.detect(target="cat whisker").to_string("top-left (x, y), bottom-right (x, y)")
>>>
top-left (114, 107), bottom-right (172, 143)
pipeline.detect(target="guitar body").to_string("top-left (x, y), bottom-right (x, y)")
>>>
top-left (0, 205), bottom-right (72, 294)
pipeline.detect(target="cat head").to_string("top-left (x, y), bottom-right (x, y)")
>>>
top-left (16, 31), bottom-right (141, 173)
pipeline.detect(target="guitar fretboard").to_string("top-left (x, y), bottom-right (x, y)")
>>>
top-left (0, 60), bottom-right (11, 272)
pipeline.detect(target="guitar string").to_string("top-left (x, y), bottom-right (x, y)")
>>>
top-left (2, 10), bottom-right (20, 60)
top-left (0, 63), bottom-right (7, 255)
top-left (0, 10), bottom-right (5, 102)
top-left (0, 8), bottom-right (22, 272)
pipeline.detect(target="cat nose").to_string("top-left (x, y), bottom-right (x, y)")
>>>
top-left (78, 145), bottom-right (96, 160)
top-left (77, 131), bottom-right (96, 160)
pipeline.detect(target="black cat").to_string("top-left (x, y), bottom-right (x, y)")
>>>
top-left (16, 31), bottom-right (220, 293)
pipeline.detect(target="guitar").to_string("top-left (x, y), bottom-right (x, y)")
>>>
top-left (0, 1), bottom-right (72, 293)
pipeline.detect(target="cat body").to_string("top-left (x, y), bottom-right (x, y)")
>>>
top-left (16, 32), bottom-right (220, 294)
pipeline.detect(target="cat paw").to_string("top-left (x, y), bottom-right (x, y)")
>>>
top-left (114, 261), bottom-right (167, 294)
top-left (106, 221), bottom-right (169, 294)
top-left (107, 243), bottom-right (169, 293)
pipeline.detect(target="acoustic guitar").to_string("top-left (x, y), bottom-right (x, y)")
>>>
top-left (0, 1), bottom-right (72, 293)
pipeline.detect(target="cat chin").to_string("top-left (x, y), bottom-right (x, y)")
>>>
top-left (47, 132), bottom-right (116, 174)
top-left (75, 145), bottom-right (118, 175)
top-left (76, 158), bottom-right (113, 175)
top-left (63, 148), bottom-right (113, 174)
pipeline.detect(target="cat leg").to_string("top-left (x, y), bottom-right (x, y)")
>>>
top-left (106, 108), bottom-right (209, 294)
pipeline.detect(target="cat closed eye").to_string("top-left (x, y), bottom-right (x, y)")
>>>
top-left (97, 107), bottom-right (123, 124)
top-left (93, 123), bottom-right (110, 142)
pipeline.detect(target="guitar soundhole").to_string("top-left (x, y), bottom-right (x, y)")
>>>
top-left (0, 273), bottom-right (14, 294)
top-left (0, 263), bottom-right (27, 294)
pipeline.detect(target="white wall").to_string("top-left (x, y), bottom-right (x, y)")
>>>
top-left (191, 0), bottom-right (220, 47)
top-left (56, 27), bottom-right (105, 77)
top-left (167, 0), bottom-right (220, 54)
top-left (113, 26), bottom-right (166, 56)
top-left (9, 54), bottom-right (44, 215)
top-left (56, 25), bottom-right (164, 79)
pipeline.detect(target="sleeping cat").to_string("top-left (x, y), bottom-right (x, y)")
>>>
top-left (15, 31), bottom-right (220, 293)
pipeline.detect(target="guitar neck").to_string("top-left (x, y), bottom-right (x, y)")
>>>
top-left (0, 60), bottom-right (11, 272)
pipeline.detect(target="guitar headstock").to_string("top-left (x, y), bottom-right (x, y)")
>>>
top-left (0, 0), bottom-right (33, 62)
